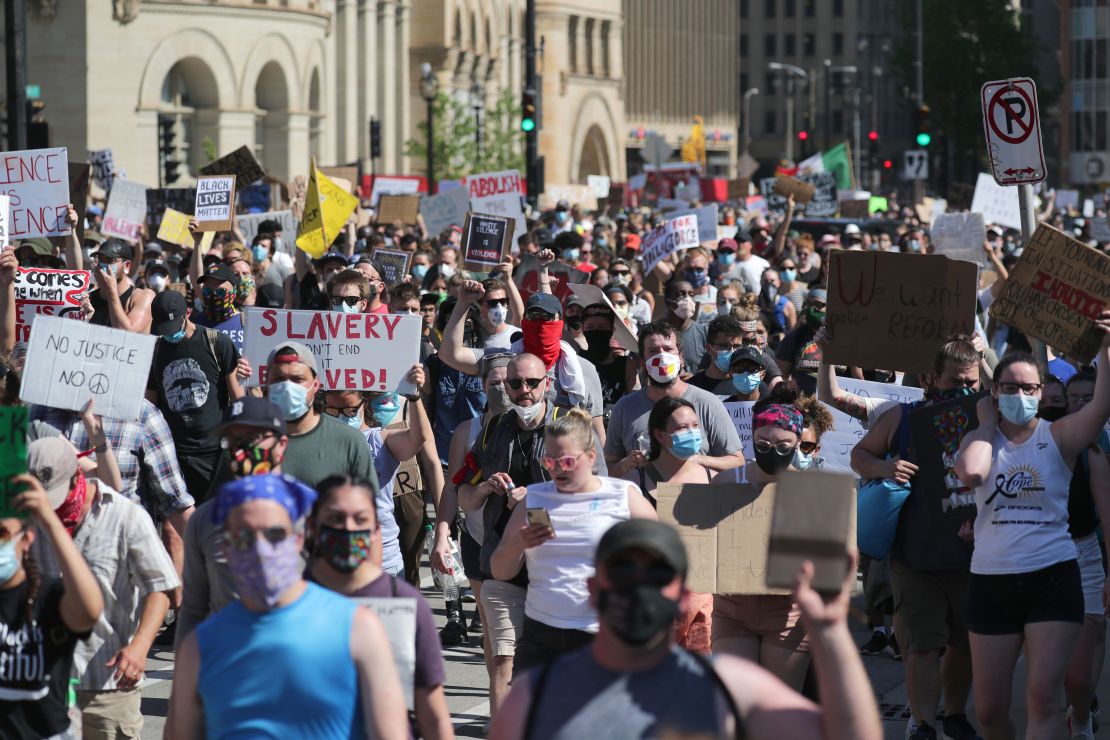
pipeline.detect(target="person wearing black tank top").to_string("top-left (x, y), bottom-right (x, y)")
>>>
top-left (88, 239), bottom-right (154, 332)
top-left (488, 519), bottom-right (881, 740)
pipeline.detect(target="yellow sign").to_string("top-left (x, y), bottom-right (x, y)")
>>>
top-left (157, 208), bottom-right (194, 248)
top-left (296, 160), bottom-right (359, 258)
top-left (197, 230), bottom-right (216, 256)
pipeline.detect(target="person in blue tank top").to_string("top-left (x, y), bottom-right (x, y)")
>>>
top-left (167, 474), bottom-right (407, 739)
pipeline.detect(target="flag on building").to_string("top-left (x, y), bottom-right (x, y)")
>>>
top-left (296, 159), bottom-right (359, 258)
top-left (797, 142), bottom-right (855, 191)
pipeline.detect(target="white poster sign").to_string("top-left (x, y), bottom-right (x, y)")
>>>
top-left (0, 194), bottom-right (9, 250)
top-left (420, 188), bottom-right (469, 238)
top-left (467, 169), bottom-right (527, 246)
top-left (723, 401), bottom-right (756, 460)
top-left (818, 378), bottom-right (924, 473)
top-left (1056, 189), bottom-right (1080, 211)
top-left (355, 597), bottom-right (417, 710)
top-left (241, 307), bottom-right (421, 392)
top-left (369, 176), bottom-right (421, 207)
top-left (14, 267), bottom-right (92, 343)
top-left (665, 204), bottom-right (719, 244)
top-left (0, 147), bottom-right (71, 238)
top-left (20, 316), bottom-right (156, 421)
top-left (970, 172), bottom-right (1021, 230)
top-left (236, 210), bottom-right (298, 250)
top-left (587, 175), bottom-right (611, 199)
top-left (640, 214), bottom-right (700, 276)
top-left (102, 180), bottom-right (149, 243)
top-left (930, 212), bottom-right (987, 265)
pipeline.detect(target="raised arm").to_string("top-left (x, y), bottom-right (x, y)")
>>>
top-left (765, 194), bottom-right (796, 264)
top-left (1052, 316), bottom-right (1110, 463)
top-left (383, 366), bottom-right (432, 463)
top-left (63, 204), bottom-right (83, 270)
top-left (438, 282), bottom-right (484, 375)
top-left (0, 249), bottom-right (16, 357)
top-left (496, 258), bottom-right (525, 325)
top-left (80, 401), bottom-right (123, 492)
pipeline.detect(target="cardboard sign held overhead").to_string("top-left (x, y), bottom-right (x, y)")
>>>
top-left (0, 195), bottom-right (9, 250)
top-left (0, 406), bottom-right (28, 518)
top-left (101, 180), bottom-right (148, 244)
top-left (370, 248), bottom-right (411, 286)
top-left (89, 148), bottom-right (115, 190)
top-left (467, 169), bottom-right (527, 246)
top-left (194, 175), bottom-right (236, 231)
top-left (320, 166), bottom-right (359, 195)
top-left (19, 316), bottom-right (157, 421)
top-left (656, 482), bottom-right (787, 596)
top-left (0, 147), bottom-right (71, 238)
top-left (420, 188), bottom-right (469, 238)
top-left (990, 223), bottom-right (1110, 364)
top-left (157, 208), bottom-right (195, 248)
top-left (67, 163), bottom-right (90, 243)
top-left (14, 267), bottom-right (92, 343)
top-left (236, 210), bottom-right (297, 247)
top-left (840, 199), bottom-right (870, 219)
top-left (772, 174), bottom-right (815, 204)
top-left (145, 188), bottom-right (196, 231)
top-left (461, 212), bottom-right (514, 274)
top-left (930, 212), bottom-right (987, 265)
top-left (199, 145), bottom-right (265, 186)
top-left (377, 194), bottom-right (421, 226)
top-left (765, 470), bottom-right (856, 593)
top-left (824, 251), bottom-right (978, 372)
top-left (567, 283), bottom-right (638, 352)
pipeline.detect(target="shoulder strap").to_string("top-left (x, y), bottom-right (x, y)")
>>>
top-left (684, 650), bottom-right (747, 740)
top-left (203, 327), bottom-right (224, 375)
top-left (522, 658), bottom-right (556, 740)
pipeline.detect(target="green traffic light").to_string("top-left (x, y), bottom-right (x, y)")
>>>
top-left (916, 132), bottom-right (931, 147)
top-left (521, 119), bottom-right (535, 132)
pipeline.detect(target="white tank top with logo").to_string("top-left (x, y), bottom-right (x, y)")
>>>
top-left (524, 477), bottom-right (633, 632)
top-left (971, 419), bottom-right (1077, 575)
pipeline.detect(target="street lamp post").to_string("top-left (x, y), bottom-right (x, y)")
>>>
top-left (420, 63), bottom-right (439, 195)
top-left (742, 88), bottom-right (759, 162)
top-left (768, 62), bottom-right (807, 162)
top-left (470, 77), bottom-right (485, 163)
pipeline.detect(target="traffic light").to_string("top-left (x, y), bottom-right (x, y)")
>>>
top-left (158, 116), bottom-right (183, 186)
top-left (370, 118), bottom-right (382, 159)
top-left (868, 130), bottom-right (879, 142)
top-left (915, 104), bottom-right (932, 147)
top-left (26, 99), bottom-right (48, 149)
top-left (797, 130), bottom-right (809, 141)
top-left (883, 159), bottom-right (893, 169)
top-left (521, 88), bottom-right (537, 132)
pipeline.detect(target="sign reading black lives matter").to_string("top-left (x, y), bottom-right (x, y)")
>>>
top-left (461, 211), bottom-right (514, 273)
top-left (194, 175), bottom-right (236, 231)
top-left (20, 316), bottom-right (156, 421)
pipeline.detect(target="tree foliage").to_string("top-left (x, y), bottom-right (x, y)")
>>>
top-left (405, 88), bottom-right (525, 182)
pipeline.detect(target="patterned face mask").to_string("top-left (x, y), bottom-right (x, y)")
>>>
top-left (235, 275), bottom-right (255, 306)
top-left (202, 285), bottom-right (237, 321)
top-left (316, 525), bottom-right (375, 573)
top-left (225, 533), bottom-right (302, 608)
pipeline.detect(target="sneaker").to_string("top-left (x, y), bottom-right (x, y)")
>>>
top-left (153, 619), bottom-right (176, 648)
top-left (941, 713), bottom-right (982, 740)
top-left (888, 633), bottom-right (903, 661)
top-left (860, 630), bottom-right (889, 655)
top-left (469, 610), bottom-right (483, 634)
top-left (439, 611), bottom-right (468, 647)
top-left (461, 588), bottom-right (477, 603)
top-left (1070, 716), bottom-right (1095, 740)
top-left (906, 720), bottom-right (938, 740)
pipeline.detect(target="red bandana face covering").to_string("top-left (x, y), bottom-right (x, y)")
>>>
top-left (55, 471), bottom-right (87, 537)
top-left (521, 319), bottom-right (564, 370)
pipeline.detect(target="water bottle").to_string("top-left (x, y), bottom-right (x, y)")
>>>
top-left (67, 678), bottom-right (82, 738)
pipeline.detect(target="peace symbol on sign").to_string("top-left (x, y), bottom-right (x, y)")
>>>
top-left (88, 373), bottom-right (110, 394)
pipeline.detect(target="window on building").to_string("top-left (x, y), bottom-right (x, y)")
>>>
top-left (764, 33), bottom-right (776, 56)
top-left (601, 20), bottom-right (611, 76)
top-left (802, 33), bottom-right (815, 56)
top-left (740, 72), bottom-right (750, 93)
top-left (765, 0), bottom-right (776, 17)
top-left (833, 109), bottom-right (844, 135)
top-left (765, 71), bottom-right (779, 95)
top-left (764, 110), bottom-right (777, 134)
top-left (785, 0), bottom-right (795, 17)
top-left (584, 18), bottom-right (595, 76)
top-left (1072, 111), bottom-right (1107, 152)
top-left (833, 33), bottom-right (843, 55)
top-left (804, 0), bottom-right (815, 17)
top-left (784, 34), bottom-right (795, 56)
top-left (740, 34), bottom-right (748, 57)
top-left (833, 0), bottom-right (844, 16)
top-left (741, 0), bottom-right (749, 18)
top-left (568, 16), bottom-right (578, 74)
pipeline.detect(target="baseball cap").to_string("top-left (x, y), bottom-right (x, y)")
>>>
top-left (203, 263), bottom-right (241, 288)
top-left (266, 342), bottom-right (318, 376)
top-left (96, 238), bottom-right (134, 261)
top-left (19, 238), bottom-right (55, 257)
top-left (987, 225), bottom-right (1004, 237)
top-left (151, 291), bottom-right (188, 336)
top-left (145, 261), bottom-right (170, 278)
top-left (818, 234), bottom-right (840, 248)
top-left (27, 437), bottom-right (80, 510)
top-left (729, 345), bottom-right (766, 371)
top-left (733, 227), bottom-right (753, 242)
top-left (216, 396), bottom-right (287, 436)
top-left (319, 251), bottom-right (349, 268)
top-left (144, 243), bottom-right (164, 255)
top-left (717, 237), bottom-right (738, 253)
top-left (808, 287), bottom-right (828, 303)
top-left (556, 199), bottom-right (570, 211)
top-left (526, 292), bottom-right (563, 317)
top-left (623, 234), bottom-right (641, 251)
top-left (595, 519), bottom-right (688, 578)
top-left (844, 223), bottom-right (861, 236)
top-left (83, 230), bottom-right (105, 247)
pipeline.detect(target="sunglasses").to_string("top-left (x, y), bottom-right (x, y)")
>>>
top-left (484, 298), bottom-right (509, 308)
top-left (754, 440), bottom-right (796, 455)
top-left (611, 270), bottom-right (631, 277)
top-left (540, 451), bottom-right (588, 472)
top-left (798, 441), bottom-right (819, 454)
top-left (605, 556), bottom-right (676, 587)
top-left (506, 377), bottom-right (545, 391)
top-left (324, 404), bottom-right (364, 418)
top-left (225, 526), bottom-right (292, 552)
top-left (331, 296), bottom-right (362, 307)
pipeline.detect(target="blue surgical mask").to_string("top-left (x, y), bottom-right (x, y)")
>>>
top-left (998, 393), bottom-right (1040, 425)
top-left (269, 380), bottom-right (310, 421)
top-left (781, 269), bottom-right (797, 283)
top-left (163, 328), bottom-right (187, 344)
top-left (371, 393), bottom-right (402, 427)
top-left (713, 349), bottom-right (734, 372)
top-left (412, 264), bottom-right (429, 280)
top-left (332, 301), bottom-right (359, 314)
top-left (252, 245), bottom-right (269, 262)
top-left (793, 448), bottom-right (814, 470)
top-left (555, 211), bottom-right (569, 225)
top-left (731, 372), bottom-right (761, 394)
top-left (562, 248), bottom-right (580, 261)
top-left (0, 535), bottom-right (21, 584)
top-left (596, 237), bottom-right (608, 249)
top-left (718, 252), bottom-right (736, 267)
top-left (669, 429), bottom-right (702, 460)
top-left (342, 412), bottom-right (363, 430)
top-left (908, 239), bottom-right (921, 252)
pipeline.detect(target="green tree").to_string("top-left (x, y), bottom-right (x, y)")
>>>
top-left (405, 88), bottom-right (525, 182)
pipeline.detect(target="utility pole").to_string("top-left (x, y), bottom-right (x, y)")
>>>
top-left (914, 0), bottom-right (924, 105)
top-left (5, 0), bottom-right (28, 150)
top-left (525, 0), bottom-right (539, 207)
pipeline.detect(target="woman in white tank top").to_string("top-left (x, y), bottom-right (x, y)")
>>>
top-left (955, 341), bottom-right (1110, 740)
top-left (490, 407), bottom-right (656, 674)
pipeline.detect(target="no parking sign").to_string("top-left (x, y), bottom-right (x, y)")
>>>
top-left (980, 77), bottom-right (1046, 186)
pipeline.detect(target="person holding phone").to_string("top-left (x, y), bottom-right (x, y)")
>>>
top-left (490, 407), bottom-right (656, 673)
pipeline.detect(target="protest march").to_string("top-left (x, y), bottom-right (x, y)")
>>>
top-left (3, 8), bottom-right (1110, 740)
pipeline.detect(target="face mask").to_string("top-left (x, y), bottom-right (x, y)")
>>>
top-left (316, 525), bottom-right (374, 574)
top-left (781, 269), bottom-right (797, 282)
top-left (521, 318), bottom-right (564, 370)
top-left (598, 584), bottom-right (680, 646)
top-left (613, 273), bottom-right (632, 287)
top-left (869, 242), bottom-right (881, 251)
top-left (717, 252), bottom-right (736, 267)
top-left (555, 211), bottom-right (569, 225)
top-left (512, 401), bottom-right (544, 424)
top-left (148, 274), bottom-right (167, 292)
top-left (412, 264), bottom-right (429, 281)
top-left (252, 245), bottom-right (269, 263)
top-left (0, 535), bottom-right (21, 584)
top-left (908, 239), bottom-right (922, 252)
top-left (235, 276), bottom-right (255, 305)
top-left (226, 534), bottom-right (303, 609)
top-left (998, 393), bottom-right (1040, 425)
top-left (804, 306), bottom-right (824, 329)
top-left (613, 303), bottom-right (630, 319)
top-left (713, 349), bottom-right (734, 373)
top-left (1038, 406), bottom-right (1067, 422)
top-left (669, 429), bottom-right (702, 460)
top-left (671, 297), bottom-right (695, 320)
top-left (596, 237), bottom-right (608, 249)
top-left (928, 385), bottom-right (974, 402)
top-left (731, 372), bottom-right (761, 394)
top-left (439, 264), bottom-right (456, 279)
top-left (684, 268), bottom-right (709, 288)
top-left (562, 248), bottom-right (580, 261)
top-left (332, 300), bottom-right (360, 314)
top-left (341, 412), bottom-right (363, 430)
top-left (98, 262), bottom-right (117, 278)
top-left (755, 445), bottom-right (795, 475)
top-left (488, 303), bottom-right (508, 326)
top-left (355, 238), bottom-right (368, 251)
top-left (793, 448), bottom-right (814, 471)
top-left (163, 327), bottom-right (187, 344)
top-left (763, 283), bottom-right (778, 299)
top-left (645, 351), bottom-right (682, 384)
top-left (487, 382), bottom-right (513, 415)
top-left (202, 286), bottom-right (237, 321)
top-left (370, 393), bottom-right (402, 426)
top-left (583, 329), bottom-right (614, 363)
top-left (53, 472), bottom-right (88, 536)
top-left (269, 380), bottom-right (311, 421)
top-left (273, 237), bottom-right (284, 252)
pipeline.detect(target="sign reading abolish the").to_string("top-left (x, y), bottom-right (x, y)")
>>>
top-left (20, 316), bottom-right (157, 421)
top-left (0, 147), bottom-right (71, 238)
top-left (824, 251), bottom-right (978, 372)
top-left (989, 223), bottom-right (1110, 364)
top-left (242, 307), bottom-right (421, 393)
top-left (14, 267), bottom-right (92, 343)
top-left (0, 406), bottom-right (28, 518)
top-left (468, 169), bottom-right (527, 245)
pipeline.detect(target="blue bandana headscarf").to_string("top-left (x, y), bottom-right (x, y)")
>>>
top-left (214, 473), bottom-right (318, 524)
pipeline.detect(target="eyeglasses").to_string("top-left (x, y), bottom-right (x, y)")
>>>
top-left (754, 440), bottom-right (797, 455)
top-left (220, 432), bottom-right (277, 450)
top-left (798, 441), bottom-right (819, 454)
top-left (611, 270), bottom-right (631, 277)
top-left (224, 526), bottom-right (293, 552)
top-left (997, 382), bottom-right (1042, 396)
top-left (710, 340), bottom-right (745, 351)
top-left (324, 404), bottom-right (364, 418)
top-left (506, 377), bottom-right (545, 391)
top-left (484, 298), bottom-right (509, 308)
top-left (540, 451), bottom-right (588, 472)
top-left (605, 557), bottom-right (676, 587)
top-left (330, 296), bottom-right (361, 307)
top-left (524, 308), bottom-right (558, 321)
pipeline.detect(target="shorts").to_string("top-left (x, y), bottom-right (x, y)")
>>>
top-left (967, 560), bottom-right (1084, 635)
top-left (460, 529), bottom-right (483, 583)
top-left (1076, 534), bottom-right (1106, 616)
top-left (514, 616), bottom-right (594, 675)
top-left (78, 688), bottom-right (143, 739)
top-left (711, 594), bottom-right (809, 651)
top-left (890, 559), bottom-right (970, 654)
top-left (479, 579), bottom-right (526, 657)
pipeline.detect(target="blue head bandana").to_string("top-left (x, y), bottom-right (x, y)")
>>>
top-left (214, 473), bottom-right (318, 524)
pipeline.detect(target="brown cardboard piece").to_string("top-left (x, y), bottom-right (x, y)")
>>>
top-left (765, 470), bottom-right (856, 593)
top-left (989, 223), bottom-right (1110, 364)
top-left (68, 163), bottom-right (90, 243)
top-left (567, 283), bottom-right (638, 352)
top-left (377, 194), bottom-right (421, 226)
top-left (320, 166), bottom-right (360, 195)
top-left (772, 174), bottom-right (815, 204)
top-left (727, 178), bottom-right (750, 202)
top-left (199, 145), bottom-right (265, 185)
top-left (655, 482), bottom-right (789, 596)
top-left (839, 199), bottom-right (870, 219)
top-left (824, 251), bottom-right (978, 372)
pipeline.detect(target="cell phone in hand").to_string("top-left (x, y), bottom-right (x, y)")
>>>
top-left (526, 507), bottom-right (554, 533)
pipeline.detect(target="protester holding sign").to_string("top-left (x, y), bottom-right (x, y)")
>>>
top-left (88, 239), bottom-right (154, 333)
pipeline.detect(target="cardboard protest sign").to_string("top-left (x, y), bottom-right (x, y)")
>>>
top-left (930, 212), bottom-right (987, 265)
top-left (370, 248), bottom-right (411, 286)
top-left (89, 148), bottom-right (115, 190)
top-left (296, 162), bottom-right (359, 259)
top-left (656, 482), bottom-right (788, 596)
top-left (824, 251), bottom-right (978, 372)
top-left (194, 176), bottom-right (236, 231)
top-left (101, 180), bottom-right (148, 243)
top-left (1056, 189), bottom-right (1080, 211)
top-left (157, 208), bottom-right (195, 248)
top-left (198, 145), bottom-right (265, 185)
top-left (355, 598), bottom-right (416, 709)
top-left (241, 307), bottom-right (421, 393)
top-left (0, 147), bottom-right (71, 238)
top-left (970, 172), bottom-right (1021, 230)
top-left (0, 195), bottom-right (9, 249)
top-left (513, 253), bottom-right (587, 306)
top-left (461, 212), bottom-right (514, 273)
top-left (567, 283), bottom-right (638, 352)
top-left (759, 172), bottom-right (837, 218)
top-left (377, 194), bottom-right (420, 225)
top-left (1092, 218), bottom-right (1110, 244)
top-left (368, 176), bottom-right (421, 206)
top-left (665, 204), bottom-right (719, 244)
top-left (587, 175), bottom-right (611, 199)
top-left (19, 316), bottom-right (157, 421)
top-left (145, 188), bottom-right (196, 231)
top-left (819, 378), bottom-right (923, 473)
top-left (467, 169), bottom-right (527, 246)
top-left (772, 174), bottom-right (816, 204)
top-left (0, 406), bottom-right (28, 518)
top-left (420, 188), bottom-right (469, 237)
top-left (765, 470), bottom-right (856, 593)
top-left (14, 267), bottom-right (92, 343)
top-left (727, 178), bottom-right (750, 201)
top-left (66, 163), bottom-right (90, 243)
top-left (840, 199), bottom-right (870, 219)
top-left (989, 223), bottom-right (1110, 364)
top-left (320, 166), bottom-right (359, 194)
top-left (640, 214), bottom-right (700, 276)
top-left (236, 210), bottom-right (297, 247)
top-left (723, 401), bottom-right (756, 460)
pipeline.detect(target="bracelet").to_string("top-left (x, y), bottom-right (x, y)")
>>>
top-left (93, 441), bottom-right (108, 453)
top-left (404, 393), bottom-right (421, 402)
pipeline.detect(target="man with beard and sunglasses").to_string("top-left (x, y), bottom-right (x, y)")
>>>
top-left (87, 238), bottom-right (155, 333)
top-left (489, 519), bottom-right (881, 740)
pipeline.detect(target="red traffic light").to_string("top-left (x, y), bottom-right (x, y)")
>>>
top-left (868, 130), bottom-right (879, 141)
top-left (882, 159), bottom-right (893, 169)
top-left (797, 130), bottom-right (809, 141)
